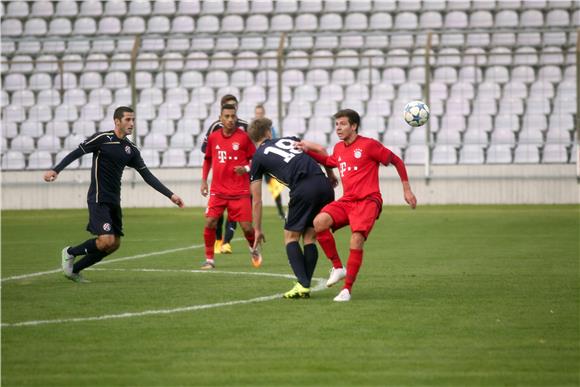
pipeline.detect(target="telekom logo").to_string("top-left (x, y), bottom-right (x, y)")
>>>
top-left (218, 150), bottom-right (227, 163)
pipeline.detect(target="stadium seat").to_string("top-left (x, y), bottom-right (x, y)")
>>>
top-left (288, 101), bottom-right (312, 118)
top-left (89, 88), bottom-right (113, 106)
top-left (72, 121), bottom-right (96, 137)
top-left (319, 13), bottom-right (342, 31)
top-left (176, 119), bottom-right (201, 136)
top-left (48, 18), bottom-right (72, 36)
top-left (63, 89), bottom-right (87, 107)
top-left (511, 66), bottom-right (535, 84)
top-left (29, 73), bottom-right (52, 91)
top-left (4, 73), bottom-right (27, 92)
top-left (143, 134), bottom-right (168, 151)
top-left (498, 98), bottom-right (524, 116)
top-left (403, 145), bottom-right (427, 165)
top-left (24, 18), bottom-right (47, 36)
top-left (11, 134), bottom-right (36, 152)
top-left (27, 151), bottom-right (53, 170)
top-left (546, 10), bottom-right (569, 27)
top-left (187, 149), bottom-right (204, 167)
top-left (210, 52), bottom-right (234, 70)
top-left (31, 1), bottom-right (53, 17)
top-left (548, 114), bottom-right (574, 134)
top-left (139, 149), bottom-right (160, 167)
top-left (122, 16), bottom-right (145, 34)
top-left (2, 151), bottom-right (26, 170)
top-left (150, 119), bottom-right (175, 136)
top-left (79, 72), bottom-right (102, 90)
top-left (104, 71), bottom-right (129, 90)
top-left (491, 128), bottom-right (516, 146)
top-left (463, 127), bottom-right (488, 146)
top-left (514, 144), bottom-right (540, 163)
top-left (3, 105), bottom-right (26, 123)
top-left (20, 121), bottom-right (44, 138)
top-left (97, 16), bottom-right (121, 34)
top-left (282, 117), bottom-right (307, 136)
top-left (271, 14), bottom-right (293, 32)
top-left (486, 144), bottom-right (513, 164)
top-left (157, 102), bottom-right (182, 121)
top-left (45, 121), bottom-right (70, 137)
top-left (54, 104), bottom-right (79, 122)
top-left (432, 145), bottom-right (458, 164)
top-left (183, 101), bottom-right (208, 120)
top-left (488, 47), bottom-right (512, 66)
top-left (80, 103), bottom-right (104, 122)
top-left (313, 100), bottom-right (338, 117)
top-left (459, 145), bottom-right (486, 164)
top-left (161, 149), bottom-right (187, 167)
top-left (1, 19), bottom-right (23, 37)
top-left (11, 89), bottom-right (35, 108)
top-left (542, 144), bottom-right (569, 163)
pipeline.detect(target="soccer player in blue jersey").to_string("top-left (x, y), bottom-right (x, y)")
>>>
top-left (248, 118), bottom-right (337, 298)
top-left (43, 106), bottom-right (184, 283)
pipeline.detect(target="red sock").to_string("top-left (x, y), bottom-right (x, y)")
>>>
top-left (316, 229), bottom-right (343, 269)
top-left (344, 249), bottom-right (363, 292)
top-left (203, 227), bottom-right (216, 259)
top-left (244, 229), bottom-right (255, 248)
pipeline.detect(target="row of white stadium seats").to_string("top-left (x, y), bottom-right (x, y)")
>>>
top-left (3, 0), bottom-right (576, 20)
top-left (2, 8), bottom-right (577, 37)
top-left (3, 45), bottom-right (576, 77)
top-left (2, 31), bottom-right (577, 58)
top-left (2, 143), bottom-right (574, 171)
top-left (2, 91), bottom-right (576, 127)
top-left (2, 64), bottom-right (575, 95)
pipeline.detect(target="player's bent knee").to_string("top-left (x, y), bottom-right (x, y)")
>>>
top-left (313, 213), bottom-right (332, 233)
top-left (97, 234), bottom-right (119, 253)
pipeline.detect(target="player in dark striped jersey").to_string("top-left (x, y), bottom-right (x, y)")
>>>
top-left (248, 118), bottom-right (337, 299)
top-left (44, 106), bottom-right (184, 283)
top-left (200, 94), bottom-right (248, 255)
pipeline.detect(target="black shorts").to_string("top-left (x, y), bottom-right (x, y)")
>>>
top-left (286, 174), bottom-right (335, 232)
top-left (87, 202), bottom-right (124, 236)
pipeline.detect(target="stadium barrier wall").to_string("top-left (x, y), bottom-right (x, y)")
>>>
top-left (1, 164), bottom-right (577, 210)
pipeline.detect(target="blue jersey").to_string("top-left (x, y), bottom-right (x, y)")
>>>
top-left (249, 136), bottom-right (325, 190)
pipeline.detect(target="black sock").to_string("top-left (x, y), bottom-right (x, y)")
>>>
top-left (303, 243), bottom-right (319, 282)
top-left (224, 221), bottom-right (237, 244)
top-left (73, 250), bottom-right (110, 273)
top-left (286, 241), bottom-right (309, 287)
top-left (275, 196), bottom-right (284, 217)
top-left (216, 215), bottom-right (224, 241)
top-left (68, 238), bottom-right (99, 257)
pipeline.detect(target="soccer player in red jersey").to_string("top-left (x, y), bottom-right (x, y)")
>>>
top-left (297, 109), bottom-right (417, 302)
top-left (200, 104), bottom-right (260, 269)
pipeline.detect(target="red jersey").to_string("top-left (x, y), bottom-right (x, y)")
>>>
top-left (204, 128), bottom-right (256, 197)
top-left (325, 135), bottom-right (394, 202)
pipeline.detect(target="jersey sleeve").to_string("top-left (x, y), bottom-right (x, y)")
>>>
top-left (78, 132), bottom-right (107, 154)
top-left (370, 139), bottom-right (394, 166)
top-left (126, 145), bottom-right (147, 170)
top-left (204, 134), bottom-right (213, 161)
top-left (245, 134), bottom-right (256, 162)
top-left (249, 153), bottom-right (264, 182)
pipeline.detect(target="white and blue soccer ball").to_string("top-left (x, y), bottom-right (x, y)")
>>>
top-left (403, 100), bottom-right (430, 127)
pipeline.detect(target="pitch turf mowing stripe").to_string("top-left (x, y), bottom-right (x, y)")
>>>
top-left (2, 269), bottom-right (326, 327)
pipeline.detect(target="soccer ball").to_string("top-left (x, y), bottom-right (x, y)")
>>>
top-left (403, 100), bottom-right (430, 127)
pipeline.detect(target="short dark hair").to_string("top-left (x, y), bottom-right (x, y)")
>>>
top-left (221, 103), bottom-right (237, 114)
top-left (334, 109), bottom-right (360, 132)
top-left (248, 118), bottom-right (272, 143)
top-left (113, 106), bottom-right (134, 121)
top-left (220, 94), bottom-right (238, 106)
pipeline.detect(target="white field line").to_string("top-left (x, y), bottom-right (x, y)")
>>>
top-left (2, 269), bottom-right (327, 328)
top-left (1, 238), bottom-right (243, 283)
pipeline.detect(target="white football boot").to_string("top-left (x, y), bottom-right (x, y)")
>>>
top-left (326, 267), bottom-right (346, 287)
top-left (61, 246), bottom-right (74, 277)
top-left (333, 288), bottom-right (351, 302)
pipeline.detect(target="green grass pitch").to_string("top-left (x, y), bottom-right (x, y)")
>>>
top-left (1, 205), bottom-right (578, 386)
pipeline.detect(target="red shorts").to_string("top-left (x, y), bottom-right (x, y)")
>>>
top-left (206, 195), bottom-right (252, 222)
top-left (321, 197), bottom-right (382, 239)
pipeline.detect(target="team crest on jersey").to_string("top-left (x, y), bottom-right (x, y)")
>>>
top-left (232, 142), bottom-right (240, 151)
top-left (103, 223), bottom-right (111, 231)
top-left (125, 145), bottom-right (131, 155)
top-left (354, 148), bottom-right (363, 159)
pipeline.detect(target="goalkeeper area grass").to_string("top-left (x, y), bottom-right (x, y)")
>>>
top-left (2, 205), bottom-right (578, 386)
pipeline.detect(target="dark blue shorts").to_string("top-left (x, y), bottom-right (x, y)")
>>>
top-left (285, 174), bottom-right (335, 232)
top-left (87, 202), bottom-right (124, 236)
